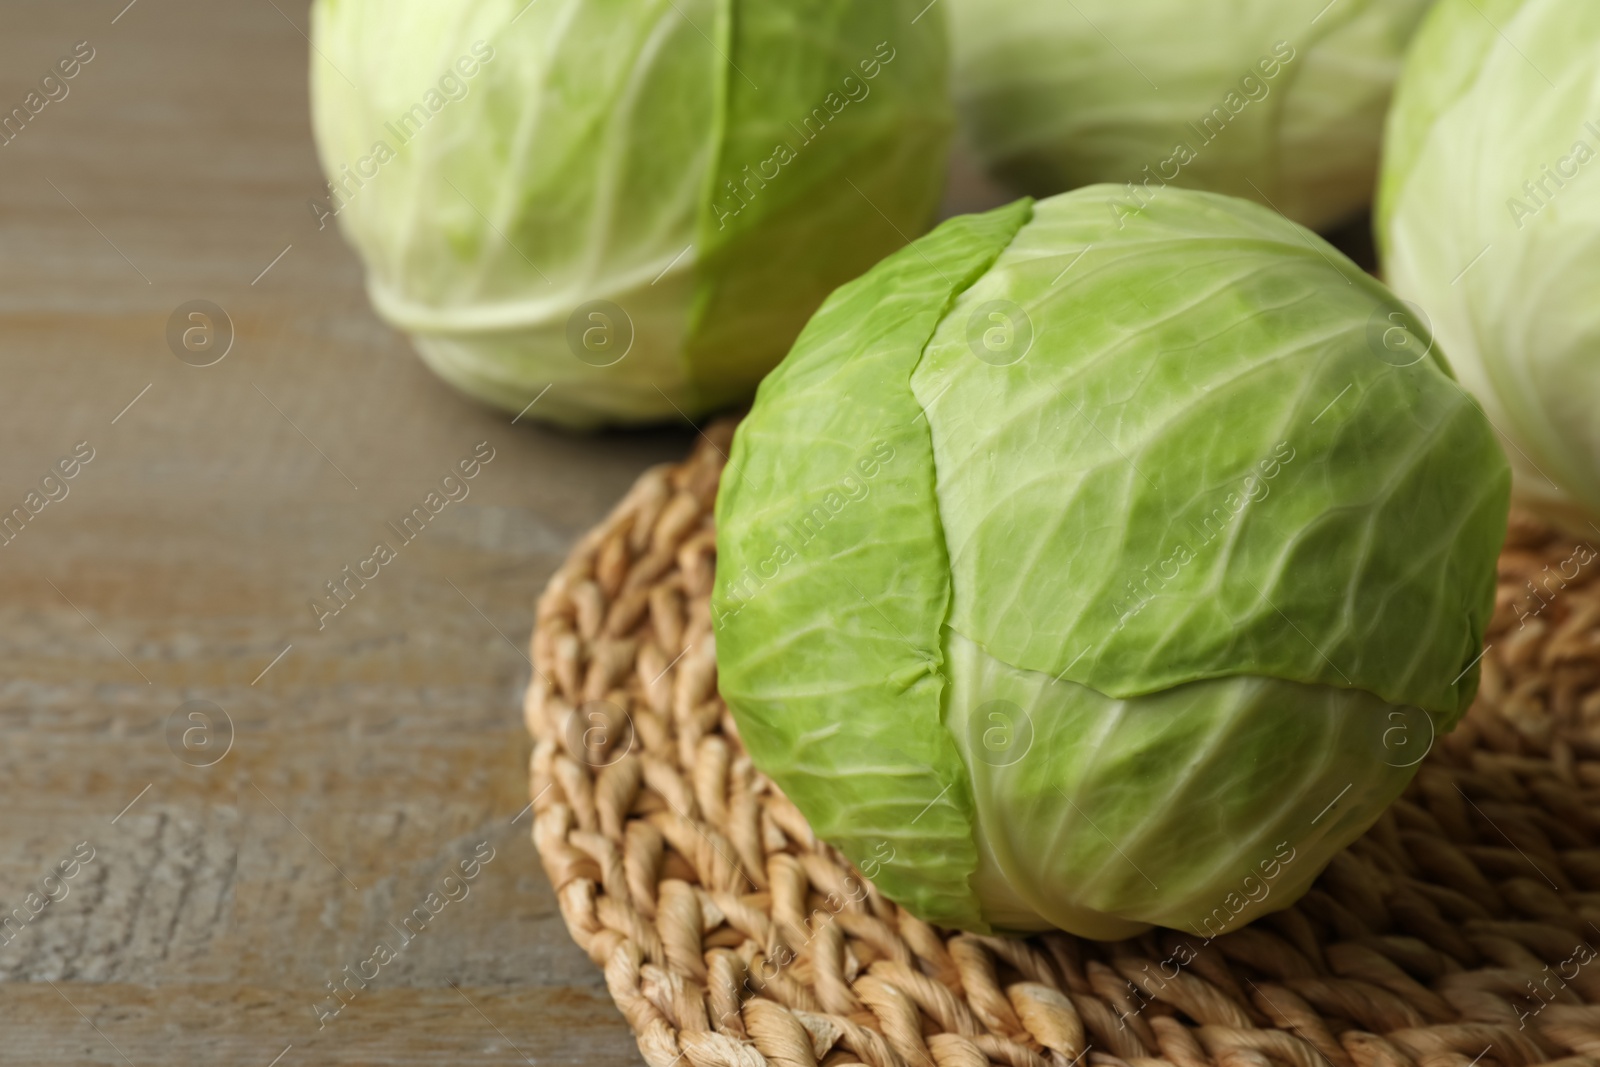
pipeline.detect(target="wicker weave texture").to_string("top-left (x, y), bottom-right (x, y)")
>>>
top-left (525, 421), bottom-right (1600, 1067)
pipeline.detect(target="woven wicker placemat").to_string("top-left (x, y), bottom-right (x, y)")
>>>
top-left (524, 419), bottom-right (1600, 1067)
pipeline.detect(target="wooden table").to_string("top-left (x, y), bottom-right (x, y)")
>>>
top-left (0, 2), bottom-right (701, 1062)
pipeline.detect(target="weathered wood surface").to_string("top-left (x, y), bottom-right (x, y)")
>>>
top-left (0, 1), bottom-right (700, 1062)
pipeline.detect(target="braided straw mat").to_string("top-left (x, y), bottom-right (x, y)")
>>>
top-left (524, 419), bottom-right (1600, 1067)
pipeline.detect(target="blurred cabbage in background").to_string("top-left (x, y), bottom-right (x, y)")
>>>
top-left (948, 0), bottom-right (1435, 232)
top-left (310, 0), bottom-right (952, 428)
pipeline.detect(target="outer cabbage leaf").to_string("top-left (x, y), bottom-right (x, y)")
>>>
top-left (1380, 0), bottom-right (1600, 524)
top-left (943, 631), bottom-right (1424, 936)
top-left (714, 201), bottom-right (1033, 930)
top-left (914, 188), bottom-right (1508, 718)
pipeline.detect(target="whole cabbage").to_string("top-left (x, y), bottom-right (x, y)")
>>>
top-left (1379, 0), bottom-right (1600, 528)
top-left (310, 0), bottom-right (950, 428)
top-left (713, 188), bottom-right (1509, 937)
top-left (946, 0), bottom-right (1435, 231)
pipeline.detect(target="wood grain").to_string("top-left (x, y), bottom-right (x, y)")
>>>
top-left (0, 1), bottom-right (697, 1063)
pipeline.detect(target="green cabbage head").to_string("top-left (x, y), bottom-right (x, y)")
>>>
top-left (309, 0), bottom-right (950, 429)
top-left (1379, 0), bottom-right (1600, 528)
top-left (714, 188), bottom-right (1509, 937)
top-left (946, 0), bottom-right (1434, 232)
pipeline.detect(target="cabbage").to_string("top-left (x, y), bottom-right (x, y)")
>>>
top-left (309, 0), bottom-right (950, 429)
top-left (1379, 0), bottom-right (1600, 528)
top-left (713, 189), bottom-right (1509, 936)
top-left (946, 0), bottom-right (1434, 232)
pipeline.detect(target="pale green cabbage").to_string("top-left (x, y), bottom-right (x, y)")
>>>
top-left (1379, 0), bottom-right (1600, 528)
top-left (947, 0), bottom-right (1435, 231)
top-left (310, 0), bottom-right (950, 428)
top-left (713, 188), bottom-right (1508, 936)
